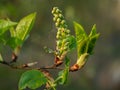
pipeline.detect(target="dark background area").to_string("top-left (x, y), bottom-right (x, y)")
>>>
top-left (0, 0), bottom-right (120, 90)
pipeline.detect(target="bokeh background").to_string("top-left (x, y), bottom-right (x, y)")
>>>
top-left (0, 0), bottom-right (120, 90)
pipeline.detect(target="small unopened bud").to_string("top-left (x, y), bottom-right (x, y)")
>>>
top-left (52, 7), bottom-right (57, 13)
top-left (61, 20), bottom-right (66, 25)
top-left (64, 42), bottom-right (70, 46)
top-left (57, 18), bottom-right (61, 23)
top-left (56, 34), bottom-right (61, 39)
top-left (55, 22), bottom-right (59, 27)
top-left (57, 40), bottom-right (62, 47)
top-left (63, 46), bottom-right (68, 51)
top-left (52, 10), bottom-right (55, 14)
top-left (65, 29), bottom-right (70, 34)
top-left (56, 8), bottom-right (60, 13)
top-left (59, 14), bottom-right (64, 18)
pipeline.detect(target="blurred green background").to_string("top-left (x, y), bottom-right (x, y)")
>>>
top-left (0, 0), bottom-right (120, 90)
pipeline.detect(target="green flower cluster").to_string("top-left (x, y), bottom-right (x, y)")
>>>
top-left (52, 7), bottom-right (75, 56)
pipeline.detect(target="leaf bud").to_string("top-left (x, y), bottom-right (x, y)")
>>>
top-left (76, 53), bottom-right (89, 68)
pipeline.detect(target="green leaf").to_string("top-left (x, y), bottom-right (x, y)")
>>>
top-left (77, 38), bottom-right (89, 56)
top-left (10, 27), bottom-right (16, 37)
top-left (6, 37), bottom-right (22, 50)
top-left (74, 22), bottom-right (87, 57)
top-left (19, 70), bottom-right (47, 90)
top-left (56, 57), bottom-right (70, 85)
top-left (0, 34), bottom-right (7, 44)
top-left (65, 56), bottom-right (70, 67)
top-left (89, 24), bottom-right (97, 37)
top-left (67, 35), bottom-right (76, 51)
top-left (74, 21), bottom-right (87, 42)
top-left (0, 19), bottom-right (17, 35)
top-left (87, 34), bottom-right (100, 54)
top-left (16, 12), bottom-right (36, 41)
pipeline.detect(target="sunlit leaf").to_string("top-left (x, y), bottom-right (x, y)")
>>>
top-left (74, 21), bottom-right (87, 42)
top-left (74, 22), bottom-right (87, 57)
top-left (0, 19), bottom-right (17, 35)
top-left (19, 70), bottom-right (47, 90)
top-left (16, 12), bottom-right (36, 41)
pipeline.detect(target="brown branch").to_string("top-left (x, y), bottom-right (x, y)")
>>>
top-left (0, 52), bottom-right (80, 72)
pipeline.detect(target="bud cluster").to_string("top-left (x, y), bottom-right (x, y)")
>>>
top-left (52, 7), bottom-right (71, 55)
top-left (52, 7), bottom-right (67, 28)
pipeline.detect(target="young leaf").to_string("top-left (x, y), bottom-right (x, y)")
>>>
top-left (77, 38), bottom-right (89, 56)
top-left (56, 57), bottom-right (70, 85)
top-left (16, 12), bottom-right (36, 41)
top-left (19, 70), bottom-right (47, 90)
top-left (74, 22), bottom-right (87, 57)
top-left (87, 34), bottom-right (100, 54)
top-left (89, 24), bottom-right (97, 37)
top-left (10, 27), bottom-right (16, 37)
top-left (0, 34), bottom-right (7, 45)
top-left (0, 19), bottom-right (17, 35)
top-left (6, 37), bottom-right (22, 50)
top-left (67, 35), bottom-right (76, 51)
top-left (74, 21), bottom-right (87, 42)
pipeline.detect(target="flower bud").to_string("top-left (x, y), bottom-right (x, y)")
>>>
top-left (65, 29), bottom-right (70, 34)
top-left (64, 42), bottom-right (70, 47)
top-left (56, 34), bottom-right (60, 39)
top-left (59, 14), bottom-right (64, 19)
top-left (62, 38), bottom-right (69, 44)
top-left (52, 10), bottom-right (55, 14)
top-left (53, 17), bottom-right (57, 22)
top-left (56, 8), bottom-right (60, 13)
top-left (61, 20), bottom-right (66, 25)
top-left (56, 18), bottom-right (61, 23)
top-left (58, 28), bottom-right (62, 31)
top-left (55, 22), bottom-right (60, 27)
top-left (57, 40), bottom-right (62, 47)
top-left (52, 7), bottom-right (57, 12)
top-left (63, 46), bottom-right (68, 51)
top-left (54, 14), bottom-right (59, 19)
